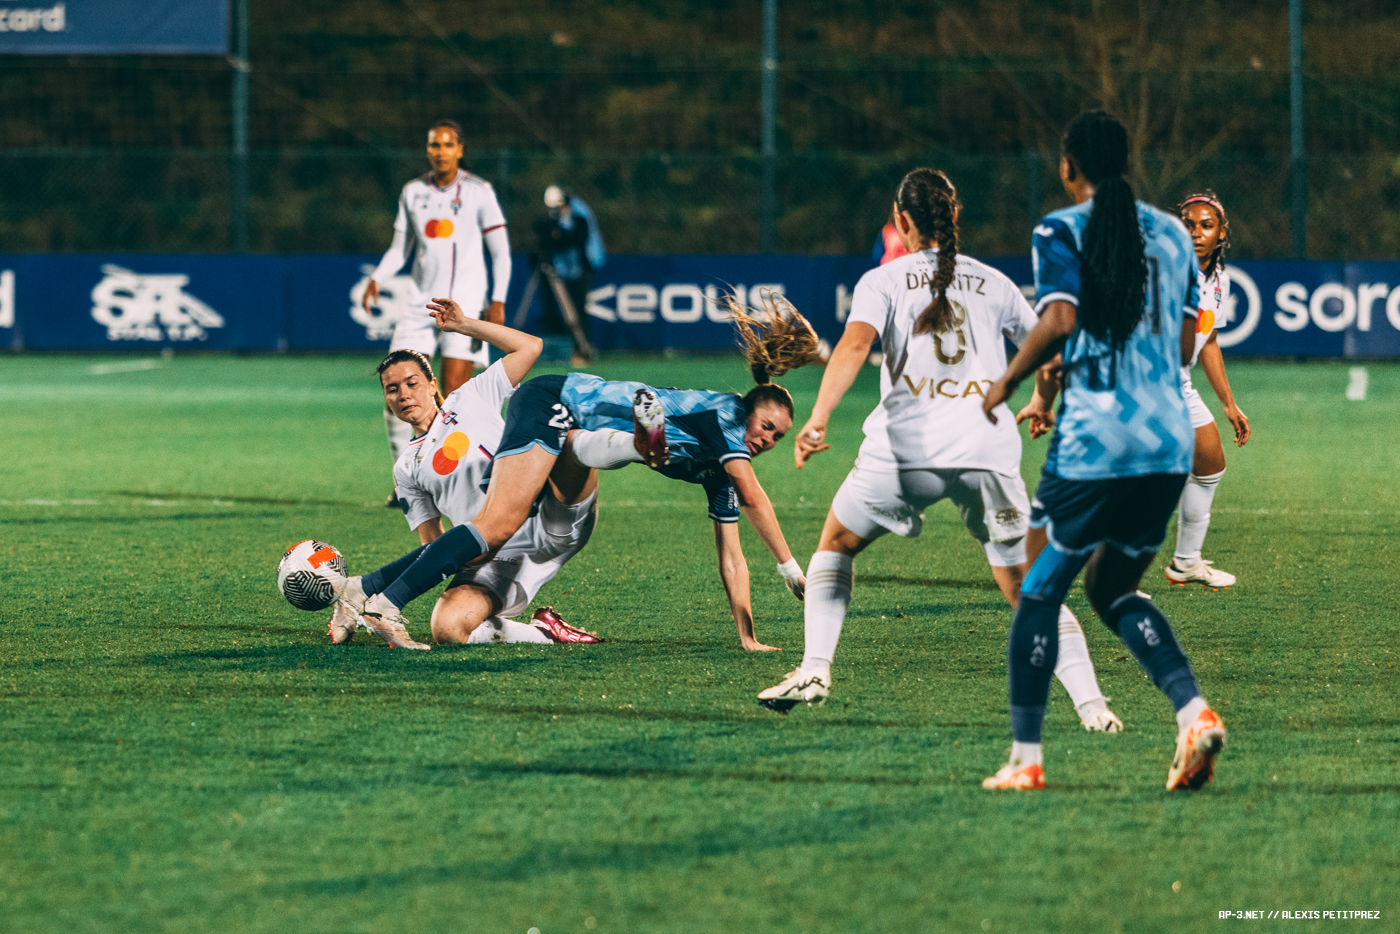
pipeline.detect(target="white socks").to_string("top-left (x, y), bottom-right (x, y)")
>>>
top-left (466, 617), bottom-right (554, 644)
top-left (800, 551), bottom-right (854, 675)
top-left (570, 428), bottom-right (643, 470)
top-left (386, 406), bottom-right (414, 463)
top-left (1010, 741), bottom-right (1042, 767)
top-left (1052, 605), bottom-right (1107, 714)
top-left (1176, 695), bottom-right (1208, 731)
top-left (1174, 469), bottom-right (1224, 562)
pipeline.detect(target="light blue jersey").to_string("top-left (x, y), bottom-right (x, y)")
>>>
top-left (560, 374), bottom-right (750, 522)
top-left (1032, 200), bottom-right (1199, 480)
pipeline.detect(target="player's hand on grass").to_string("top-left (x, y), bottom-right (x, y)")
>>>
top-left (362, 278), bottom-right (380, 312)
top-left (1226, 405), bottom-right (1250, 446)
top-left (741, 637), bottom-right (782, 652)
top-left (427, 297), bottom-right (471, 334)
top-left (794, 417), bottom-right (829, 468)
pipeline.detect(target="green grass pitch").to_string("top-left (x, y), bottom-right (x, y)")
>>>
top-left (2, 353), bottom-right (1397, 933)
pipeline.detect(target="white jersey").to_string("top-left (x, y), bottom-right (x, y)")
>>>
top-left (848, 250), bottom-right (1036, 473)
top-left (393, 361), bottom-right (515, 531)
top-left (1184, 265), bottom-right (1228, 372)
top-left (372, 169), bottom-right (509, 313)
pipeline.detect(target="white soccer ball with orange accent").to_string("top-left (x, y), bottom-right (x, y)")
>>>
top-left (277, 540), bottom-right (348, 611)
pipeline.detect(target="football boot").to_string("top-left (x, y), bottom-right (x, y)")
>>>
top-left (531, 606), bottom-right (603, 643)
top-left (1166, 707), bottom-right (1226, 790)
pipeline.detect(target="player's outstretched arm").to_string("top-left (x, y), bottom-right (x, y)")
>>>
top-left (1197, 333), bottom-right (1250, 446)
top-left (983, 300), bottom-right (1076, 423)
top-left (795, 322), bottom-right (877, 468)
top-left (713, 521), bottom-right (779, 651)
top-left (725, 459), bottom-right (805, 600)
top-left (427, 298), bottom-right (543, 385)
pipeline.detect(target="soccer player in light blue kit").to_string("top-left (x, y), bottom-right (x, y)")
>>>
top-left (357, 298), bottom-right (817, 650)
top-left (979, 111), bottom-right (1226, 791)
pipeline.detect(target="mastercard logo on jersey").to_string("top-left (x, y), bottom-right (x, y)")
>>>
top-left (424, 219), bottom-right (455, 238)
top-left (432, 431), bottom-right (471, 475)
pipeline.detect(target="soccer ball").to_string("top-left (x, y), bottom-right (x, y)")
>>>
top-left (277, 540), bottom-right (348, 611)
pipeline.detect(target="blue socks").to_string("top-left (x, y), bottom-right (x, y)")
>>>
top-left (380, 523), bottom-right (489, 609)
top-left (1008, 593), bottom-right (1062, 743)
top-left (1104, 593), bottom-right (1200, 712)
top-left (361, 545), bottom-right (427, 597)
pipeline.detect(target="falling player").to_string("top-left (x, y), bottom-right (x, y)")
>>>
top-left (1164, 191), bottom-right (1250, 589)
top-left (980, 111), bottom-right (1225, 792)
top-left (754, 167), bottom-right (1121, 733)
top-left (329, 299), bottom-right (600, 649)
top-left (363, 118), bottom-right (512, 504)
top-left (353, 298), bottom-right (820, 650)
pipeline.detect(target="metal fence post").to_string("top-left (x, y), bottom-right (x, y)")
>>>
top-left (1025, 148), bottom-right (1042, 231)
top-left (760, 0), bottom-right (777, 253)
top-left (1290, 0), bottom-right (1306, 259)
top-left (231, 0), bottom-right (250, 253)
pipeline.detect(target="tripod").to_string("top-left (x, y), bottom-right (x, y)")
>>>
top-left (511, 262), bottom-right (597, 363)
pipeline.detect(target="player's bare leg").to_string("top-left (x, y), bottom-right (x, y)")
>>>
top-left (439, 356), bottom-right (472, 396)
top-left (471, 446), bottom-right (563, 554)
top-left (431, 584), bottom-right (553, 644)
top-left (1168, 423), bottom-right (1235, 588)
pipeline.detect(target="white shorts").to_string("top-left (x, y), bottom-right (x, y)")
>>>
top-left (1181, 373), bottom-right (1216, 430)
top-left (447, 488), bottom-right (597, 617)
top-left (830, 459), bottom-right (1030, 566)
top-left (390, 303), bottom-right (490, 368)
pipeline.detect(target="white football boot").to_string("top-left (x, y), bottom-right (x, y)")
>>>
top-left (327, 576), bottom-right (368, 645)
top-left (757, 667), bottom-right (830, 712)
top-left (361, 593), bottom-right (431, 650)
top-left (1165, 557), bottom-right (1236, 590)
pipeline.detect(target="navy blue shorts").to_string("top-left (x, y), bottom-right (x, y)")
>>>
top-left (497, 374), bottom-right (575, 459)
top-left (1030, 471), bottom-right (1188, 558)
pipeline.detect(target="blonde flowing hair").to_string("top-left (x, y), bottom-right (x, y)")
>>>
top-left (718, 289), bottom-right (821, 415)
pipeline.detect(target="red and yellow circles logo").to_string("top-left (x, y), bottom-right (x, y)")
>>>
top-left (1197, 309), bottom-right (1215, 334)
top-left (432, 432), bottom-right (471, 475)
top-left (424, 218), bottom-right (455, 238)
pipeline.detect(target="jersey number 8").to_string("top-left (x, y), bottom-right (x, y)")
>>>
top-left (933, 299), bottom-right (969, 366)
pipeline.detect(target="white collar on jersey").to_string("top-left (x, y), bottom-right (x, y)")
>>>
top-left (429, 169), bottom-right (464, 193)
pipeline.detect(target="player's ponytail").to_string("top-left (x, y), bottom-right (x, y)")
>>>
top-left (1063, 110), bottom-right (1147, 350)
top-left (894, 168), bottom-right (961, 336)
top-left (721, 290), bottom-right (820, 418)
top-left (377, 349), bottom-right (445, 406)
top-left (1178, 190), bottom-right (1230, 279)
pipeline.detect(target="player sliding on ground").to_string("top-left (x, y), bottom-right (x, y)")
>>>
top-left (330, 299), bottom-right (602, 650)
top-left (980, 110), bottom-right (1225, 792)
top-left (1165, 191), bottom-right (1250, 589)
top-left (355, 297), bottom-right (820, 652)
top-left (754, 167), bottom-right (1121, 732)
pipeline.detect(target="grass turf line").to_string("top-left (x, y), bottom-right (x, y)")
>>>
top-left (1, 354), bottom-right (1397, 933)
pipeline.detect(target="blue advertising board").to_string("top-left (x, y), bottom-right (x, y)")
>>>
top-left (3, 254), bottom-right (284, 350)
top-left (1, 252), bottom-right (1398, 357)
top-left (0, 0), bottom-right (226, 54)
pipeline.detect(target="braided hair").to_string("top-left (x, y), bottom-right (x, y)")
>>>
top-left (894, 168), bottom-right (962, 336)
top-left (377, 349), bottom-right (445, 406)
top-left (1062, 111), bottom-right (1147, 349)
top-left (1178, 190), bottom-right (1230, 279)
top-left (720, 289), bottom-right (821, 418)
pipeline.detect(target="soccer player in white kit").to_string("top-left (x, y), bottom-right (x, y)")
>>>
top-left (1165, 192), bottom-right (1251, 589)
top-left (757, 168), bottom-right (1121, 732)
top-left (363, 119), bottom-right (513, 481)
top-left (328, 299), bottom-right (600, 650)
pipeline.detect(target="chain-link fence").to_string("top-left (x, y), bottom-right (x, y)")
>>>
top-left (3, 147), bottom-right (1398, 257)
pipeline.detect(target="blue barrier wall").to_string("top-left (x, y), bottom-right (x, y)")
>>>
top-left (0, 0), bottom-right (227, 54)
top-left (2, 253), bottom-right (1398, 356)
